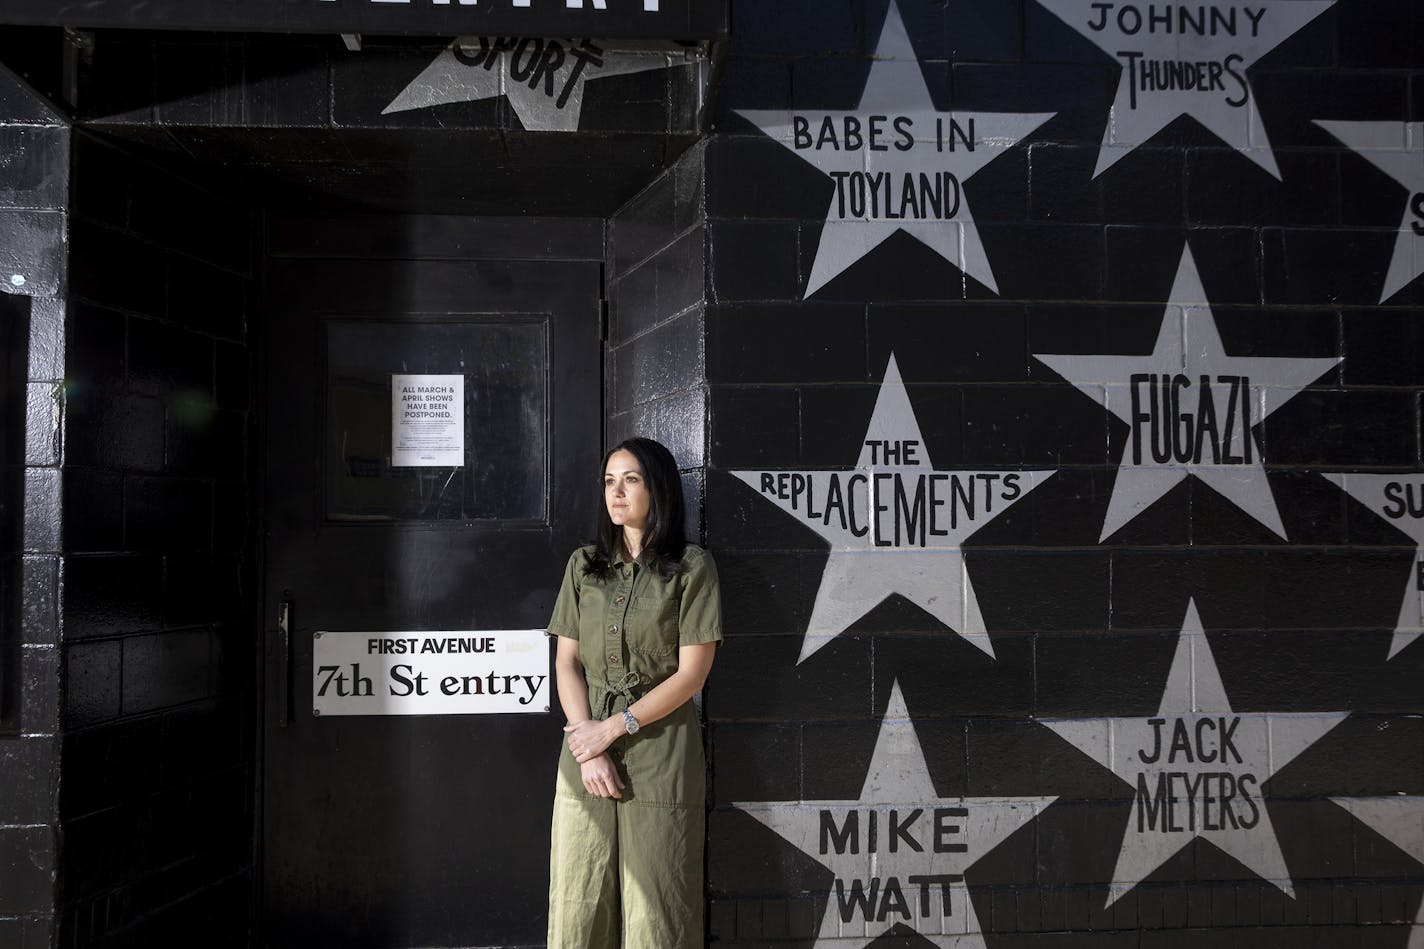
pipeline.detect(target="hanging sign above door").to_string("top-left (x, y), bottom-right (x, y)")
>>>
top-left (0, 0), bottom-right (726, 39)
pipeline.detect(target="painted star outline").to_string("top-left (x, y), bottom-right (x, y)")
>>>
top-left (1036, 0), bottom-right (1336, 178)
top-left (735, 680), bottom-right (1056, 948)
top-left (732, 353), bottom-right (1053, 663)
top-left (383, 35), bottom-right (677, 131)
top-left (735, 0), bottom-right (1054, 297)
top-left (1321, 472), bottom-right (1424, 659)
top-left (1034, 243), bottom-right (1341, 542)
top-left (1329, 796), bottom-right (1424, 944)
top-left (1046, 599), bottom-right (1350, 905)
top-left (1314, 120), bottom-right (1424, 303)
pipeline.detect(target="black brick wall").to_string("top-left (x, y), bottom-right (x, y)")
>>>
top-left (59, 130), bottom-right (256, 948)
top-left (0, 3), bottom-right (1416, 945)
top-left (606, 142), bottom-right (710, 537)
top-left (0, 60), bottom-right (67, 949)
top-left (702, 0), bottom-right (1424, 946)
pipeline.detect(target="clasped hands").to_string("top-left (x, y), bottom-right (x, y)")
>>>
top-left (563, 717), bottom-right (624, 762)
top-left (565, 718), bottom-right (627, 799)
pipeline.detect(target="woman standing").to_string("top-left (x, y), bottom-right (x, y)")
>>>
top-left (546, 437), bottom-right (722, 949)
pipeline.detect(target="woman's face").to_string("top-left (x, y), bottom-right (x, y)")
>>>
top-left (604, 449), bottom-right (651, 533)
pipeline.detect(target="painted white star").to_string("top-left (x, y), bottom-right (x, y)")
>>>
top-left (1321, 473), bottom-right (1424, 659)
top-left (1330, 796), bottom-right (1424, 947)
top-left (1037, 0), bottom-right (1335, 178)
top-left (736, 681), bottom-right (1056, 947)
top-left (1314, 121), bottom-right (1424, 302)
top-left (1047, 600), bottom-right (1349, 905)
top-left (732, 353), bottom-right (1053, 663)
top-left (1034, 244), bottom-right (1340, 542)
top-left (383, 36), bottom-right (675, 131)
top-left (735, 0), bottom-right (1053, 297)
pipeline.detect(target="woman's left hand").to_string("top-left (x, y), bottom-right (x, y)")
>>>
top-left (564, 718), bottom-right (621, 763)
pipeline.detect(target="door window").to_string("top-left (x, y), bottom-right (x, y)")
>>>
top-left (324, 318), bottom-right (548, 522)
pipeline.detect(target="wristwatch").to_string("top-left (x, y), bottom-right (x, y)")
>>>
top-left (622, 708), bottom-right (640, 735)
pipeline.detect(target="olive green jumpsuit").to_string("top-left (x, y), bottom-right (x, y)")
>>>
top-left (546, 544), bottom-right (722, 949)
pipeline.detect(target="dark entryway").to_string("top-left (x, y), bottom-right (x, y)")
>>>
top-left (258, 215), bottom-right (603, 947)
top-left (0, 21), bottom-right (712, 943)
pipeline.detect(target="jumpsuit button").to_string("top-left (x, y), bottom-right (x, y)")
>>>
top-left (614, 595), bottom-right (626, 605)
top-left (607, 654), bottom-right (620, 665)
top-left (608, 624), bottom-right (619, 635)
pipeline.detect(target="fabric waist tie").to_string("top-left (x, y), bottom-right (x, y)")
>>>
top-left (590, 671), bottom-right (643, 719)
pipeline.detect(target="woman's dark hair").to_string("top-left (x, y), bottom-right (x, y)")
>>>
top-left (588, 437), bottom-right (687, 580)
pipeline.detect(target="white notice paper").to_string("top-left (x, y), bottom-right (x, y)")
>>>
top-left (392, 373), bottom-right (464, 467)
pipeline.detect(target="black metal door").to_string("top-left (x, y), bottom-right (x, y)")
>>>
top-left (260, 217), bottom-right (601, 948)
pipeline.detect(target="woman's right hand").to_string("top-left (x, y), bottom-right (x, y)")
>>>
top-left (580, 753), bottom-right (626, 799)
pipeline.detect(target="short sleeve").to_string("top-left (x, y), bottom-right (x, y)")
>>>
top-left (678, 548), bottom-right (723, 647)
top-left (545, 550), bottom-right (585, 640)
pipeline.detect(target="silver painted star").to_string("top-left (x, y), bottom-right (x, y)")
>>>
top-left (1047, 599), bottom-right (1349, 905)
top-left (1321, 472), bottom-right (1424, 659)
top-left (1330, 796), bottom-right (1424, 946)
top-left (384, 36), bottom-right (677, 131)
top-left (732, 353), bottom-right (1053, 663)
top-left (1314, 121), bottom-right (1424, 302)
top-left (1037, 0), bottom-right (1336, 178)
top-left (735, 0), bottom-right (1053, 297)
top-left (1034, 243), bottom-right (1341, 542)
top-left (736, 681), bottom-right (1056, 947)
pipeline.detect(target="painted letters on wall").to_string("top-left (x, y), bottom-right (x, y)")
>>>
top-left (384, 36), bottom-right (685, 131)
top-left (708, 0), bottom-right (1424, 945)
top-left (1036, 0), bottom-right (1336, 177)
top-left (735, 3), bottom-right (1053, 296)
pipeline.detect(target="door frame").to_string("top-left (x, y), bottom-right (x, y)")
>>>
top-left (251, 212), bottom-right (608, 947)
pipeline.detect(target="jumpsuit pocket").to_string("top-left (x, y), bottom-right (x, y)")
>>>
top-left (630, 592), bottom-right (676, 617)
top-left (627, 594), bottom-right (678, 658)
top-left (628, 640), bottom-right (675, 658)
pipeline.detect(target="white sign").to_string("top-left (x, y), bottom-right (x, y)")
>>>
top-left (392, 373), bottom-right (465, 467)
top-left (313, 630), bottom-right (550, 716)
